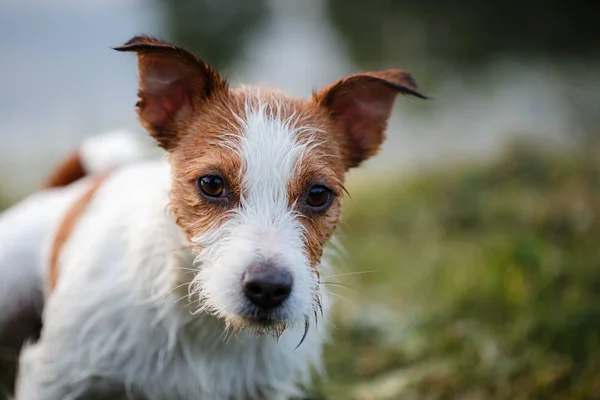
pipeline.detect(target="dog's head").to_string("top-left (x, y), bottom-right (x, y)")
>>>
top-left (116, 36), bottom-right (426, 335)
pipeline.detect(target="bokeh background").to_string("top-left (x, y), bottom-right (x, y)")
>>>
top-left (1, 0), bottom-right (599, 398)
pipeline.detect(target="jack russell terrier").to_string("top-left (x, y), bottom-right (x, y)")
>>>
top-left (0, 36), bottom-right (426, 399)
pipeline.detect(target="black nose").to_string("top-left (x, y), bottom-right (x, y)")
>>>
top-left (242, 263), bottom-right (293, 309)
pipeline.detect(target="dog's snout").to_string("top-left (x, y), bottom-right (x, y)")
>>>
top-left (242, 263), bottom-right (293, 309)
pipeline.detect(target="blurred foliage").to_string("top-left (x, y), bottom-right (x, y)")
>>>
top-left (158, 0), bottom-right (599, 70)
top-left (326, 0), bottom-right (600, 68)
top-left (313, 143), bottom-right (600, 399)
top-left (157, 0), bottom-right (268, 70)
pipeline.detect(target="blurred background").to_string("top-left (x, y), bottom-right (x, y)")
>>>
top-left (1, 0), bottom-right (599, 398)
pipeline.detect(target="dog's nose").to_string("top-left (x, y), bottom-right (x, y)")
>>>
top-left (242, 263), bottom-right (293, 309)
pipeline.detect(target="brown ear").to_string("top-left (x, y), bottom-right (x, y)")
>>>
top-left (314, 70), bottom-right (427, 169)
top-left (114, 36), bottom-right (227, 150)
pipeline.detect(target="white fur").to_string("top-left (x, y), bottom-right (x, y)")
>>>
top-left (192, 99), bottom-right (322, 330)
top-left (0, 128), bottom-right (150, 344)
top-left (13, 105), bottom-right (331, 399)
top-left (0, 183), bottom-right (89, 335)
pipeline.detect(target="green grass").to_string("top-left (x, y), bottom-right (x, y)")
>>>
top-left (315, 144), bottom-right (600, 399)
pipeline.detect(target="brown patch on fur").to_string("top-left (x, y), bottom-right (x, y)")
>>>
top-left (286, 104), bottom-right (346, 267)
top-left (48, 173), bottom-right (109, 291)
top-left (115, 36), bottom-right (242, 243)
top-left (114, 36), bottom-right (228, 150)
top-left (42, 151), bottom-right (86, 189)
top-left (168, 89), bottom-right (245, 242)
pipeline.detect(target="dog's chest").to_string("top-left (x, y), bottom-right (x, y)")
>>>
top-left (101, 314), bottom-right (319, 399)
top-left (41, 279), bottom-right (323, 400)
top-left (39, 163), bottom-right (326, 399)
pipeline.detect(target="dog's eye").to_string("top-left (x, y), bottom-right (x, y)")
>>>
top-left (306, 185), bottom-right (333, 210)
top-left (198, 175), bottom-right (225, 198)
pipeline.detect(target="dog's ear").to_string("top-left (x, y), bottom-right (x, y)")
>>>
top-left (115, 36), bottom-right (227, 150)
top-left (314, 70), bottom-right (427, 169)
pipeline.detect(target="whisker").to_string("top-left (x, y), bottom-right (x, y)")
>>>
top-left (321, 270), bottom-right (378, 279)
top-left (320, 281), bottom-right (358, 292)
top-left (315, 294), bottom-right (324, 318)
top-left (172, 294), bottom-right (190, 305)
top-left (325, 313), bottom-right (339, 331)
top-left (163, 282), bottom-right (195, 299)
top-left (294, 316), bottom-right (310, 350)
top-left (168, 281), bottom-right (192, 292)
top-left (321, 290), bottom-right (357, 309)
top-left (172, 292), bottom-right (199, 306)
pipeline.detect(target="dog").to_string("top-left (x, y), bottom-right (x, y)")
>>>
top-left (3, 36), bottom-right (426, 399)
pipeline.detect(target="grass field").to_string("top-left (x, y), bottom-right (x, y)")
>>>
top-left (314, 143), bottom-right (600, 399)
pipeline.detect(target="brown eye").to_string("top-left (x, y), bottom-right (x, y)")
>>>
top-left (306, 185), bottom-right (333, 210)
top-left (198, 175), bottom-right (225, 198)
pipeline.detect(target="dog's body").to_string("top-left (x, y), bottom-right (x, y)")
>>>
top-left (1, 37), bottom-right (425, 399)
top-left (18, 161), bottom-right (325, 400)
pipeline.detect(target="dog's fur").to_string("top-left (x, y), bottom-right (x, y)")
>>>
top-left (0, 129), bottom-right (148, 395)
top-left (1, 36), bottom-right (425, 399)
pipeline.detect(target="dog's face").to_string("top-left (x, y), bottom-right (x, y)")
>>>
top-left (117, 36), bottom-right (425, 335)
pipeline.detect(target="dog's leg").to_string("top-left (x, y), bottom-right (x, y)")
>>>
top-left (15, 342), bottom-right (127, 400)
top-left (16, 323), bottom-right (139, 400)
top-left (16, 334), bottom-right (149, 400)
top-left (13, 342), bottom-right (65, 400)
